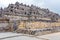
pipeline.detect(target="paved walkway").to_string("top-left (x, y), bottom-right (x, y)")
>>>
top-left (0, 32), bottom-right (48, 40)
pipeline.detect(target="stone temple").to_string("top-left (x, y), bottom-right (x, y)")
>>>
top-left (0, 2), bottom-right (60, 35)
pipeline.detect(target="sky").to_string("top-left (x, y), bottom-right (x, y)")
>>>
top-left (0, 0), bottom-right (60, 15)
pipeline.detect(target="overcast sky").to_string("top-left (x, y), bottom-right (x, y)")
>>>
top-left (0, 0), bottom-right (60, 15)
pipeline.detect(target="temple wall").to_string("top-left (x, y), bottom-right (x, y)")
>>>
top-left (18, 21), bottom-right (60, 29)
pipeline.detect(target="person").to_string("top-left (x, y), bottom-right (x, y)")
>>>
top-left (13, 21), bottom-right (17, 31)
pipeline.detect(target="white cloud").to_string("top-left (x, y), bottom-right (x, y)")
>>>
top-left (0, 0), bottom-right (60, 14)
top-left (43, 0), bottom-right (60, 14)
top-left (0, 0), bottom-right (44, 8)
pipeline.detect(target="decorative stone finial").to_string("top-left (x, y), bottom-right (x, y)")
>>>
top-left (15, 2), bottom-right (20, 5)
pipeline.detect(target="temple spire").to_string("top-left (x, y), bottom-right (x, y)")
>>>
top-left (15, 2), bottom-right (20, 6)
